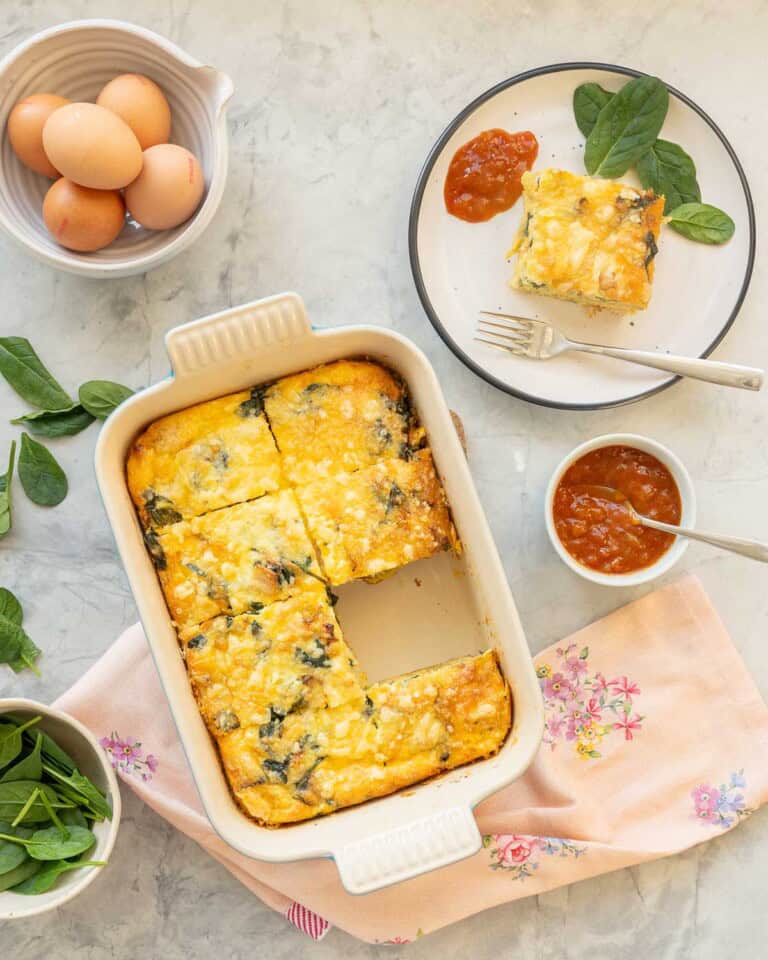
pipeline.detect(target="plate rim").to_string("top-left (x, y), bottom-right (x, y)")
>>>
top-left (408, 60), bottom-right (757, 410)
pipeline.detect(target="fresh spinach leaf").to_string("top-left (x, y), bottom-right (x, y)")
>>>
top-left (573, 82), bottom-right (614, 137)
top-left (0, 781), bottom-right (67, 823)
top-left (12, 403), bottom-right (95, 438)
top-left (1, 733), bottom-right (43, 782)
top-left (0, 616), bottom-right (23, 666)
top-left (78, 380), bottom-right (133, 420)
top-left (0, 597), bottom-right (41, 674)
top-left (7, 630), bottom-right (41, 675)
top-left (0, 338), bottom-right (72, 411)
top-left (636, 139), bottom-right (701, 214)
top-left (0, 824), bottom-right (95, 860)
top-left (584, 76), bottom-right (669, 178)
top-left (59, 806), bottom-right (88, 828)
top-left (0, 587), bottom-right (22, 625)
top-left (40, 763), bottom-right (111, 821)
top-left (11, 857), bottom-right (105, 894)
top-left (7, 718), bottom-right (77, 773)
top-left (0, 857), bottom-right (40, 891)
top-left (18, 433), bottom-right (68, 506)
top-left (0, 441), bottom-right (15, 539)
top-left (666, 202), bottom-right (735, 244)
top-left (0, 832), bottom-right (28, 874)
top-left (0, 717), bottom-right (39, 769)
top-left (24, 824), bottom-right (96, 861)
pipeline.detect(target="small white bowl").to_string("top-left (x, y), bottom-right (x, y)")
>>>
top-left (0, 19), bottom-right (234, 277)
top-left (0, 698), bottom-right (121, 920)
top-left (544, 433), bottom-right (696, 587)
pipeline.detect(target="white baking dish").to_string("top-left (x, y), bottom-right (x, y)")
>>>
top-left (95, 292), bottom-right (543, 894)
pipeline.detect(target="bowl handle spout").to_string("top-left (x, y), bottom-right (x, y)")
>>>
top-left (165, 291), bottom-right (312, 379)
top-left (194, 65), bottom-right (235, 113)
top-left (333, 806), bottom-right (481, 895)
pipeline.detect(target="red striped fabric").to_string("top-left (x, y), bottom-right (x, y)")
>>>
top-left (285, 901), bottom-right (331, 941)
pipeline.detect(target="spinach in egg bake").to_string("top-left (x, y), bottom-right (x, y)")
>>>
top-left (153, 490), bottom-right (323, 630)
top-left (129, 359), bottom-right (510, 827)
top-left (217, 650), bottom-right (510, 825)
top-left (263, 360), bottom-right (420, 486)
top-left (179, 580), bottom-right (367, 735)
top-left (297, 449), bottom-right (458, 585)
top-left (127, 389), bottom-right (282, 528)
top-left (509, 168), bottom-right (664, 312)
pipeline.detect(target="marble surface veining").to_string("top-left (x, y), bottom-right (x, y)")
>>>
top-left (1, 0), bottom-right (766, 956)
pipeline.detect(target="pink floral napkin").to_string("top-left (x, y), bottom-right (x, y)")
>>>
top-left (55, 575), bottom-right (768, 944)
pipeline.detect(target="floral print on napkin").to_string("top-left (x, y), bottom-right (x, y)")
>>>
top-left (100, 731), bottom-right (159, 782)
top-left (484, 834), bottom-right (586, 880)
top-left (537, 643), bottom-right (643, 758)
top-left (692, 770), bottom-right (754, 828)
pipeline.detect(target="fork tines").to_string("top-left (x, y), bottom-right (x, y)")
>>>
top-left (475, 311), bottom-right (534, 356)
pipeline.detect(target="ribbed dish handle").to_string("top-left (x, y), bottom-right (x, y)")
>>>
top-left (165, 292), bottom-right (312, 378)
top-left (334, 806), bottom-right (481, 895)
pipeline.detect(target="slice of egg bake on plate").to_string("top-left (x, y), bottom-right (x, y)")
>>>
top-left (509, 168), bottom-right (664, 312)
top-left (129, 359), bottom-right (510, 826)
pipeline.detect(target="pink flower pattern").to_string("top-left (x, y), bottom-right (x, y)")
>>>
top-left (484, 834), bottom-right (585, 880)
top-left (100, 731), bottom-right (159, 782)
top-left (692, 771), bottom-right (752, 829)
top-left (536, 643), bottom-right (644, 758)
top-left (541, 672), bottom-right (572, 701)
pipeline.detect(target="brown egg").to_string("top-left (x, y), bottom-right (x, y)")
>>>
top-left (42, 103), bottom-right (143, 190)
top-left (42, 178), bottom-right (126, 252)
top-left (125, 144), bottom-right (204, 230)
top-left (97, 73), bottom-right (172, 150)
top-left (7, 93), bottom-right (70, 177)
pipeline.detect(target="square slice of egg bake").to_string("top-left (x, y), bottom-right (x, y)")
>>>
top-left (127, 358), bottom-right (511, 826)
top-left (509, 168), bottom-right (664, 312)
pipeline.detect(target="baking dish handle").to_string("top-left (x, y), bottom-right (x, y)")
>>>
top-left (333, 806), bottom-right (481, 895)
top-left (165, 291), bottom-right (312, 378)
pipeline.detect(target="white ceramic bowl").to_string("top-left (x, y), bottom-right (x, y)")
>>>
top-left (0, 698), bottom-right (121, 919)
top-left (0, 20), bottom-right (234, 277)
top-left (544, 433), bottom-right (696, 587)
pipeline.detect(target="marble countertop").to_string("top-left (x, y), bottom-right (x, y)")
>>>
top-left (1, 1), bottom-right (766, 956)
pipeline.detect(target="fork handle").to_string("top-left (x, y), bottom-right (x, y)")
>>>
top-left (574, 343), bottom-right (763, 391)
top-left (639, 516), bottom-right (768, 563)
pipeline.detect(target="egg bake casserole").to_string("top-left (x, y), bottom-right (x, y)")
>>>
top-left (509, 168), bottom-right (664, 312)
top-left (127, 359), bottom-right (511, 825)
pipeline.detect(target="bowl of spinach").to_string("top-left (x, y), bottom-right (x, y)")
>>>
top-left (0, 699), bottom-right (121, 918)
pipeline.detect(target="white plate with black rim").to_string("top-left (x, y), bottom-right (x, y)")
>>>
top-left (409, 62), bottom-right (755, 410)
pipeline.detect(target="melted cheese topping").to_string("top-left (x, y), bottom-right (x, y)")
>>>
top-left (218, 650), bottom-right (510, 825)
top-left (510, 168), bottom-right (664, 312)
top-left (127, 391), bottom-right (282, 528)
top-left (297, 451), bottom-right (457, 585)
top-left (156, 491), bottom-right (323, 629)
top-left (264, 360), bottom-right (412, 485)
top-left (179, 581), bottom-right (367, 733)
top-left (130, 360), bottom-right (510, 826)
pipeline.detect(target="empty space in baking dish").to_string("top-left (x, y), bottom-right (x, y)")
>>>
top-left (334, 551), bottom-right (484, 682)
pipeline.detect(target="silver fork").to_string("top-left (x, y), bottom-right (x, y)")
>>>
top-left (476, 312), bottom-right (763, 391)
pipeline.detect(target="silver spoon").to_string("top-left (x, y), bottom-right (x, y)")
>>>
top-left (572, 484), bottom-right (768, 563)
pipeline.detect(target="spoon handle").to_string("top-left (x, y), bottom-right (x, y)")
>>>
top-left (640, 516), bottom-right (768, 562)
